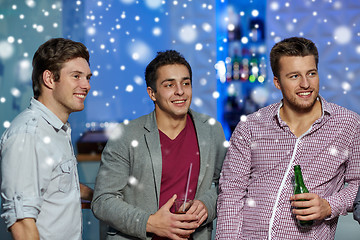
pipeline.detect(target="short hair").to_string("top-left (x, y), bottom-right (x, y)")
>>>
top-left (32, 38), bottom-right (90, 99)
top-left (270, 37), bottom-right (319, 78)
top-left (145, 50), bottom-right (192, 92)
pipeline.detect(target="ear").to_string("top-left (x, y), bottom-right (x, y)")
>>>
top-left (42, 70), bottom-right (55, 89)
top-left (147, 86), bottom-right (156, 102)
top-left (273, 76), bottom-right (281, 90)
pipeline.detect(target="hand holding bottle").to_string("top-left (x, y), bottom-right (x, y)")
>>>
top-left (290, 193), bottom-right (332, 222)
top-left (291, 165), bottom-right (332, 226)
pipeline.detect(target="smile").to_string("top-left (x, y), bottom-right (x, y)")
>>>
top-left (298, 92), bottom-right (311, 96)
top-left (172, 100), bottom-right (186, 104)
top-left (74, 94), bottom-right (86, 99)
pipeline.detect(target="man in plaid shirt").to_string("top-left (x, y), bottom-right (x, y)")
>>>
top-left (216, 37), bottom-right (360, 239)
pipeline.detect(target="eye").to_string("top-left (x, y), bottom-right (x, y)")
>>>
top-left (308, 71), bottom-right (317, 77)
top-left (165, 83), bottom-right (173, 88)
top-left (289, 74), bottom-right (298, 79)
top-left (73, 74), bottom-right (80, 79)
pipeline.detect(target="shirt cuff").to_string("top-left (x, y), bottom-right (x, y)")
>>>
top-left (324, 196), bottom-right (345, 220)
top-left (1, 193), bottom-right (42, 229)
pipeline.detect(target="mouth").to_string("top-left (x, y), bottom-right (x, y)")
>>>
top-left (74, 93), bottom-right (87, 99)
top-left (172, 99), bottom-right (186, 104)
top-left (297, 91), bottom-right (312, 97)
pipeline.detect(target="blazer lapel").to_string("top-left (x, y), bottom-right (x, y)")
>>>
top-left (190, 111), bottom-right (210, 192)
top-left (144, 111), bottom-right (162, 204)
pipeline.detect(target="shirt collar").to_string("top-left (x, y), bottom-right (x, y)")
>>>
top-left (273, 95), bottom-right (332, 127)
top-left (29, 98), bottom-right (69, 131)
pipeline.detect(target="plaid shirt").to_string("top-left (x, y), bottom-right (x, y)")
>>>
top-left (216, 96), bottom-right (360, 240)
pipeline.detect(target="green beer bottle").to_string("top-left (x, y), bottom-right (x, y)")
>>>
top-left (293, 165), bottom-right (314, 227)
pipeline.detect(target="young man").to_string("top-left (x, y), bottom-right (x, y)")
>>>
top-left (216, 37), bottom-right (360, 239)
top-left (1, 38), bottom-right (93, 239)
top-left (92, 50), bottom-right (227, 240)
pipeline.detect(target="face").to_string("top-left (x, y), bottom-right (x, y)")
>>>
top-left (51, 57), bottom-right (92, 118)
top-left (274, 55), bottom-right (319, 113)
top-left (147, 64), bottom-right (192, 120)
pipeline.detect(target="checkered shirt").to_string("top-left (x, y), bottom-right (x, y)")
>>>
top-left (216, 96), bottom-right (360, 240)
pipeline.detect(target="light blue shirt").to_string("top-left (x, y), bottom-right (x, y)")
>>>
top-left (1, 98), bottom-right (81, 240)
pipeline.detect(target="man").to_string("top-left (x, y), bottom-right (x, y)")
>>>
top-left (1, 38), bottom-right (93, 239)
top-left (92, 50), bottom-right (227, 240)
top-left (216, 37), bottom-right (360, 239)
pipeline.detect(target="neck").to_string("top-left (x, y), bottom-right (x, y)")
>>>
top-left (156, 111), bottom-right (188, 140)
top-left (37, 95), bottom-right (69, 124)
top-left (280, 99), bottom-right (322, 137)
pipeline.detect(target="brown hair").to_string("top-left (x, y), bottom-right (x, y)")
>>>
top-left (270, 37), bottom-right (318, 78)
top-left (145, 50), bottom-right (192, 92)
top-left (32, 38), bottom-right (90, 98)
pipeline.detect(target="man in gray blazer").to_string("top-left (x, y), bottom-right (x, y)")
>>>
top-left (92, 50), bottom-right (227, 240)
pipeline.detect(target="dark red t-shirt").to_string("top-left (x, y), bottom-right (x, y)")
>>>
top-left (153, 114), bottom-right (199, 240)
top-left (158, 114), bottom-right (200, 212)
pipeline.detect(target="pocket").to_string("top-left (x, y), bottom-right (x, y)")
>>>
top-left (58, 160), bottom-right (74, 193)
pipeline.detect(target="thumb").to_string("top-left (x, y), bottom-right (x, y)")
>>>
top-left (162, 194), bottom-right (177, 210)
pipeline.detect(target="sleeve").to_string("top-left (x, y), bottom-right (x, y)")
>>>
top-left (91, 127), bottom-right (151, 240)
top-left (324, 121), bottom-right (360, 219)
top-left (196, 120), bottom-right (227, 225)
top-left (215, 122), bottom-right (252, 239)
top-left (353, 186), bottom-right (360, 223)
top-left (1, 129), bottom-right (47, 228)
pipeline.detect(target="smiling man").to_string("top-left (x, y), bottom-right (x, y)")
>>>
top-left (216, 37), bottom-right (360, 239)
top-left (92, 50), bottom-right (227, 240)
top-left (0, 38), bottom-right (93, 240)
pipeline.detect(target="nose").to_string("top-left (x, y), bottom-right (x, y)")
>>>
top-left (300, 76), bottom-right (310, 89)
top-left (175, 83), bottom-right (184, 95)
top-left (81, 78), bottom-right (91, 92)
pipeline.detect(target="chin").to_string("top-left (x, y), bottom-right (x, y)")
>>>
top-left (73, 106), bottom-right (85, 112)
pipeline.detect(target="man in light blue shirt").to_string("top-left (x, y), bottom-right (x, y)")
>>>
top-left (1, 38), bottom-right (93, 239)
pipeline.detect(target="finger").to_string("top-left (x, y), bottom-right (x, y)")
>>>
top-left (199, 208), bottom-right (207, 219)
top-left (178, 221), bottom-right (199, 231)
top-left (198, 214), bottom-right (207, 225)
top-left (291, 200), bottom-right (312, 208)
top-left (296, 212), bottom-right (316, 221)
top-left (292, 207), bottom-right (313, 216)
top-left (163, 194), bottom-right (177, 210)
top-left (186, 200), bottom-right (200, 214)
top-left (174, 213), bottom-right (199, 223)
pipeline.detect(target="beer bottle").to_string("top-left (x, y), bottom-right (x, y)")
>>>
top-left (293, 165), bottom-right (314, 227)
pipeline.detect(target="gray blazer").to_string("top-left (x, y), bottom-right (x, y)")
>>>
top-left (92, 109), bottom-right (227, 240)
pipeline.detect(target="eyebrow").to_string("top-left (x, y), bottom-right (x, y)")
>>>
top-left (285, 68), bottom-right (317, 77)
top-left (70, 70), bottom-right (92, 77)
top-left (160, 77), bottom-right (190, 84)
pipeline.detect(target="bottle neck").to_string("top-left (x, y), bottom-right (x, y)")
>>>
top-left (294, 165), bottom-right (305, 186)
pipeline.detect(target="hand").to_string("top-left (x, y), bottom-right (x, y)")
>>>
top-left (80, 183), bottom-right (93, 201)
top-left (146, 195), bottom-right (199, 240)
top-left (186, 200), bottom-right (208, 225)
top-left (290, 193), bottom-right (331, 221)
